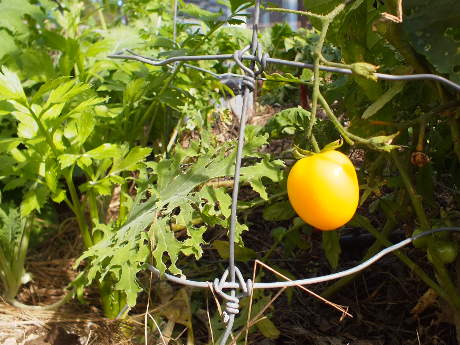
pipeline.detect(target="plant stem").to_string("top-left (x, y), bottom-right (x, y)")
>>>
top-left (390, 151), bottom-right (430, 229)
top-left (353, 216), bottom-right (446, 300)
top-left (64, 170), bottom-right (93, 248)
top-left (28, 107), bottom-right (59, 157)
top-left (317, 92), bottom-right (355, 145)
top-left (264, 7), bottom-right (324, 20)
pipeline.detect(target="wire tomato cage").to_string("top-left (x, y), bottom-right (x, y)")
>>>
top-left (110, 1), bottom-right (460, 344)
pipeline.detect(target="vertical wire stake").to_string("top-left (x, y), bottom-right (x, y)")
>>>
top-left (219, 1), bottom-right (264, 344)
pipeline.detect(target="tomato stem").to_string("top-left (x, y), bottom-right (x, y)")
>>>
top-left (390, 151), bottom-right (430, 229)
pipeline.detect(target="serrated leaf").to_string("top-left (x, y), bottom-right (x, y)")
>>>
top-left (240, 158), bottom-right (285, 199)
top-left (114, 264), bottom-right (141, 306)
top-left (31, 77), bottom-right (70, 104)
top-left (198, 186), bottom-right (232, 218)
top-left (151, 218), bottom-right (182, 275)
top-left (69, 96), bottom-right (106, 116)
top-left (58, 153), bottom-right (79, 169)
top-left (46, 80), bottom-right (90, 105)
top-left (15, 112), bottom-right (38, 139)
top-left (41, 103), bottom-right (65, 121)
top-left (0, 206), bottom-right (25, 258)
top-left (182, 225), bottom-right (207, 259)
top-left (159, 150), bottom-right (235, 207)
top-left (20, 185), bottom-right (49, 216)
top-left (174, 202), bottom-right (194, 228)
top-left (110, 147), bottom-right (152, 175)
top-left (0, 66), bottom-right (26, 103)
top-left (45, 159), bottom-right (60, 193)
top-left (85, 143), bottom-right (122, 160)
top-left (73, 110), bottom-right (95, 146)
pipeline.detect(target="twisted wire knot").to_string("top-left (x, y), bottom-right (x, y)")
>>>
top-left (233, 43), bottom-right (269, 91)
top-left (213, 267), bottom-right (253, 324)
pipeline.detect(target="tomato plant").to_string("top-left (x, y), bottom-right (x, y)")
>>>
top-left (287, 150), bottom-right (359, 231)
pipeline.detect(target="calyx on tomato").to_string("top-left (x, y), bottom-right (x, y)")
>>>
top-left (287, 149), bottom-right (359, 231)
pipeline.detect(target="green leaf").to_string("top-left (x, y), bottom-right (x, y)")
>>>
top-left (57, 153), bottom-right (79, 169)
top-left (198, 186), bottom-right (232, 218)
top-left (264, 72), bottom-right (309, 84)
top-left (158, 149), bottom-right (235, 207)
top-left (85, 144), bottom-right (122, 160)
top-left (41, 103), bottom-right (65, 121)
top-left (362, 82), bottom-right (405, 119)
top-left (263, 107), bottom-right (310, 139)
top-left (263, 201), bottom-right (295, 221)
top-left (180, 3), bottom-right (223, 23)
top-left (73, 110), bottom-right (96, 146)
top-left (114, 263), bottom-right (141, 307)
top-left (0, 66), bottom-right (26, 103)
top-left (46, 80), bottom-right (90, 106)
top-left (212, 240), bottom-right (256, 262)
top-left (150, 218), bottom-right (182, 275)
top-left (0, 205), bottom-right (25, 258)
top-left (403, 0), bottom-right (460, 83)
top-left (103, 26), bottom-right (143, 53)
top-left (256, 318), bottom-right (280, 339)
top-left (182, 225), bottom-right (207, 259)
top-left (230, 0), bottom-right (253, 12)
top-left (0, 138), bottom-right (22, 153)
top-left (241, 158), bottom-right (285, 199)
top-left (110, 147), bottom-right (152, 175)
top-left (0, 29), bottom-right (17, 59)
top-left (0, 0), bottom-right (42, 37)
top-left (44, 159), bottom-right (60, 193)
top-left (15, 112), bottom-right (38, 139)
top-left (31, 77), bottom-right (70, 104)
top-left (20, 185), bottom-right (49, 216)
top-left (322, 231), bottom-right (341, 269)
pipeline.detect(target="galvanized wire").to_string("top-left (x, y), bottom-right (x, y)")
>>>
top-left (110, 1), bottom-right (460, 343)
top-left (144, 227), bottom-right (460, 290)
top-left (109, 52), bottom-right (460, 92)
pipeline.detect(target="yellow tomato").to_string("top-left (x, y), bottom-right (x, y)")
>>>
top-left (287, 150), bottom-right (359, 231)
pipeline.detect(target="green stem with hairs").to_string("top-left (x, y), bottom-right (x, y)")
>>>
top-left (264, 7), bottom-right (325, 20)
top-left (266, 3), bottom-right (348, 153)
top-left (64, 170), bottom-right (93, 248)
top-left (390, 151), bottom-right (430, 229)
